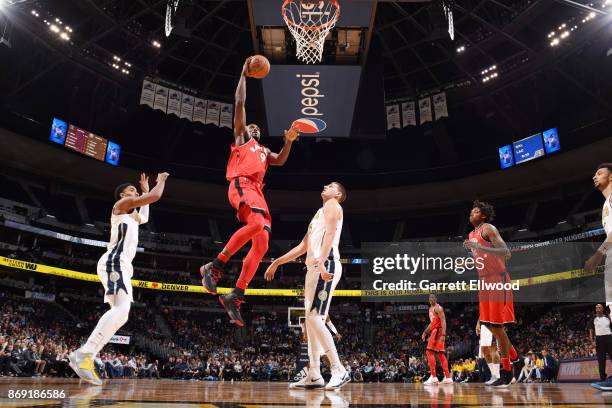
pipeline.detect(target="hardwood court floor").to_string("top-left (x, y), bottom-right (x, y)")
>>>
top-left (1, 378), bottom-right (611, 407)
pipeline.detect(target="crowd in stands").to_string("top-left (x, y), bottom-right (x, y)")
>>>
top-left (0, 283), bottom-right (601, 384)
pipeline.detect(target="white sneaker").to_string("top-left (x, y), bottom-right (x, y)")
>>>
top-left (423, 375), bottom-right (439, 385)
top-left (325, 366), bottom-right (351, 390)
top-left (69, 350), bottom-right (102, 386)
top-left (442, 377), bottom-right (453, 384)
top-left (485, 376), bottom-right (499, 386)
top-left (296, 372), bottom-right (325, 389)
top-left (290, 375), bottom-right (324, 389)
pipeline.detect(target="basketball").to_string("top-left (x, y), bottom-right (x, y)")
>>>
top-left (247, 55), bottom-right (270, 79)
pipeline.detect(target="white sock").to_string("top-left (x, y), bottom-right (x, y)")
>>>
top-left (307, 310), bottom-right (342, 370)
top-left (81, 291), bottom-right (131, 355)
top-left (492, 363), bottom-right (500, 378)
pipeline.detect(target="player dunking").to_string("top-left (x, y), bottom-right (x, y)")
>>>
top-left (422, 294), bottom-right (453, 385)
top-left (586, 163), bottom-right (612, 391)
top-left (464, 201), bottom-right (518, 387)
top-left (200, 57), bottom-right (299, 326)
top-left (69, 172), bottom-right (170, 385)
top-left (265, 182), bottom-right (350, 390)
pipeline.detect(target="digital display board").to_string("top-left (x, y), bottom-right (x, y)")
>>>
top-left (498, 145), bottom-right (515, 169)
top-left (513, 133), bottom-right (545, 164)
top-left (543, 128), bottom-right (560, 154)
top-left (50, 118), bottom-right (67, 145)
top-left (105, 141), bottom-right (121, 166)
top-left (499, 128), bottom-right (561, 169)
top-left (50, 120), bottom-right (120, 165)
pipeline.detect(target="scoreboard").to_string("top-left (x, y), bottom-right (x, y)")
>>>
top-left (499, 128), bottom-right (560, 169)
top-left (65, 125), bottom-right (108, 161)
top-left (49, 118), bottom-right (120, 166)
top-left (513, 133), bottom-right (545, 165)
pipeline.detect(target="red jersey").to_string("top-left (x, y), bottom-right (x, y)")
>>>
top-left (428, 305), bottom-right (442, 330)
top-left (226, 137), bottom-right (269, 183)
top-left (468, 223), bottom-right (506, 278)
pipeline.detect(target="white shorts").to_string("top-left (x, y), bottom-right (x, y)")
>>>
top-left (479, 323), bottom-right (494, 348)
top-left (304, 259), bottom-right (342, 319)
top-left (97, 254), bottom-right (134, 304)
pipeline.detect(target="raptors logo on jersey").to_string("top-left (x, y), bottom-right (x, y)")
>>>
top-left (226, 137), bottom-right (269, 183)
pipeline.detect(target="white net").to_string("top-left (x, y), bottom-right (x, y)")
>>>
top-left (282, 0), bottom-right (340, 64)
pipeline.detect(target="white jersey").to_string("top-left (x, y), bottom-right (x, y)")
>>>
top-left (96, 211), bottom-right (140, 303)
top-left (603, 193), bottom-right (612, 305)
top-left (603, 193), bottom-right (611, 236)
top-left (306, 205), bottom-right (343, 262)
top-left (102, 212), bottom-right (140, 264)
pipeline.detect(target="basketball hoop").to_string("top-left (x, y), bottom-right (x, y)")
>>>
top-left (282, 0), bottom-right (341, 64)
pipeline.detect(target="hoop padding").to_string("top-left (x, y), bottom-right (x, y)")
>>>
top-left (282, 0), bottom-right (340, 64)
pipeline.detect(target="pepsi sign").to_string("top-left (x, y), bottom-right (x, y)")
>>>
top-left (262, 65), bottom-right (362, 138)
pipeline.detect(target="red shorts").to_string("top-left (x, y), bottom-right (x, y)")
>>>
top-left (427, 327), bottom-right (445, 352)
top-left (228, 177), bottom-right (271, 232)
top-left (478, 272), bottom-right (515, 326)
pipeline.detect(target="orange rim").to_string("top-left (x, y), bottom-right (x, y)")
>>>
top-left (282, 0), bottom-right (340, 32)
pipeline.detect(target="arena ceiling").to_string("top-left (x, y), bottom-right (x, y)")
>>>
top-left (0, 0), bottom-right (611, 189)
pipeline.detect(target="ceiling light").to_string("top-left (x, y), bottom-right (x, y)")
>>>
top-left (60, 32), bottom-right (69, 41)
top-left (50, 24), bottom-right (59, 33)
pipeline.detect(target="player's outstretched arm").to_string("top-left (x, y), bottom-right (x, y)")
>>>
top-left (268, 127), bottom-right (299, 166)
top-left (234, 59), bottom-right (250, 139)
top-left (136, 173), bottom-right (150, 224)
top-left (114, 172), bottom-right (170, 214)
top-left (264, 232), bottom-right (308, 281)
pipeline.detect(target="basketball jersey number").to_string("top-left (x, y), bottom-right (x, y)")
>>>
top-left (250, 144), bottom-right (267, 163)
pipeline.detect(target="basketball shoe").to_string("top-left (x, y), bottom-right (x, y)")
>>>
top-left (485, 375), bottom-right (500, 386)
top-left (69, 350), bottom-right (102, 386)
top-left (423, 375), bottom-right (439, 385)
top-left (591, 377), bottom-right (612, 391)
top-left (291, 371), bottom-right (325, 389)
top-left (490, 369), bottom-right (513, 388)
top-left (200, 260), bottom-right (224, 295)
top-left (325, 365), bottom-right (351, 390)
top-left (219, 291), bottom-right (245, 327)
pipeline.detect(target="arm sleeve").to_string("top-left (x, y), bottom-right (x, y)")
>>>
top-left (138, 205), bottom-right (149, 225)
top-left (326, 320), bottom-right (338, 335)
